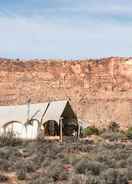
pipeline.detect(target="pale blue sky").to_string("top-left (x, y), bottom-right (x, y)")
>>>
top-left (0, 0), bottom-right (131, 59)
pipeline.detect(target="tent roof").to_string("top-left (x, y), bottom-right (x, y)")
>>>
top-left (0, 102), bottom-right (48, 129)
top-left (42, 100), bottom-right (77, 124)
top-left (0, 100), bottom-right (77, 129)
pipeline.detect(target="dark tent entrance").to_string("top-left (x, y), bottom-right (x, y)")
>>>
top-left (43, 119), bottom-right (78, 136)
top-left (42, 100), bottom-right (79, 141)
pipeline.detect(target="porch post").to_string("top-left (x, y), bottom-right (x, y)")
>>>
top-left (27, 98), bottom-right (31, 122)
top-left (43, 124), bottom-right (45, 138)
top-left (59, 117), bottom-right (63, 142)
top-left (77, 121), bottom-right (80, 140)
top-left (37, 120), bottom-right (41, 139)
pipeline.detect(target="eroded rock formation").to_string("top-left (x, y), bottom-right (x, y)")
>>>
top-left (0, 57), bottom-right (132, 128)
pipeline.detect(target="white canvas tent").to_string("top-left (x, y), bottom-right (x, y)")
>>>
top-left (0, 100), bottom-right (78, 140)
top-left (42, 100), bottom-right (78, 141)
top-left (42, 100), bottom-right (77, 124)
top-left (0, 102), bottom-right (49, 139)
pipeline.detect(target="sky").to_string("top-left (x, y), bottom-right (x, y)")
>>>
top-left (0, 0), bottom-right (132, 59)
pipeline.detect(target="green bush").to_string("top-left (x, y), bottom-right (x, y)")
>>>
top-left (126, 127), bottom-right (132, 139)
top-left (83, 126), bottom-right (99, 136)
top-left (75, 160), bottom-right (104, 175)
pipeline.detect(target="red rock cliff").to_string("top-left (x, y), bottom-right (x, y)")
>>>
top-left (0, 57), bottom-right (132, 128)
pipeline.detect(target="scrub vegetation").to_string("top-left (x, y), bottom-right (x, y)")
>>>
top-left (0, 122), bottom-right (132, 184)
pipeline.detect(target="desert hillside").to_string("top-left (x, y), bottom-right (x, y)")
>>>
top-left (0, 57), bottom-right (132, 128)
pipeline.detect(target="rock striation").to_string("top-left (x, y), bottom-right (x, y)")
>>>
top-left (0, 57), bottom-right (132, 128)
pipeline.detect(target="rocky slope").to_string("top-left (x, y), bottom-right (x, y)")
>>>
top-left (0, 57), bottom-right (132, 128)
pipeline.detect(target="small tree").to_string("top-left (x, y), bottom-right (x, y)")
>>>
top-left (109, 122), bottom-right (120, 132)
top-left (83, 126), bottom-right (99, 136)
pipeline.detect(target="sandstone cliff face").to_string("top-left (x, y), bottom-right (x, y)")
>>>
top-left (0, 57), bottom-right (132, 128)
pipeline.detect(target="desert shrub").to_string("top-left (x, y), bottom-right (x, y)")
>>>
top-left (0, 146), bottom-right (25, 172)
top-left (48, 161), bottom-right (70, 181)
top-left (96, 144), bottom-right (129, 168)
top-left (28, 142), bottom-right (60, 170)
top-left (0, 132), bottom-right (23, 147)
top-left (0, 158), bottom-right (11, 171)
top-left (63, 154), bottom-right (81, 166)
top-left (126, 127), bottom-right (132, 139)
top-left (126, 155), bottom-right (132, 180)
top-left (75, 160), bottom-right (104, 175)
top-left (101, 131), bottom-right (126, 141)
top-left (115, 160), bottom-right (127, 168)
top-left (25, 161), bottom-right (35, 173)
top-left (126, 167), bottom-right (132, 180)
top-left (96, 149), bottom-right (111, 162)
top-left (36, 141), bottom-right (65, 161)
top-left (112, 148), bottom-right (128, 160)
top-left (96, 151), bottom-right (116, 168)
top-left (0, 147), bottom-right (11, 159)
top-left (99, 142), bottom-right (125, 150)
top-left (100, 168), bottom-right (128, 184)
top-left (0, 174), bottom-right (8, 183)
top-left (69, 174), bottom-right (87, 184)
top-left (15, 160), bottom-right (35, 173)
top-left (127, 155), bottom-right (132, 166)
top-left (28, 177), bottom-right (54, 184)
top-left (41, 157), bottom-right (51, 168)
top-left (83, 126), bottom-right (99, 136)
top-left (33, 154), bottom-right (45, 169)
top-left (24, 160), bottom-right (35, 173)
top-left (0, 147), bottom-right (21, 164)
top-left (66, 142), bottom-right (94, 153)
top-left (109, 122), bottom-right (120, 132)
top-left (86, 175), bottom-right (101, 184)
top-left (48, 142), bottom-right (65, 158)
top-left (16, 168), bottom-right (26, 180)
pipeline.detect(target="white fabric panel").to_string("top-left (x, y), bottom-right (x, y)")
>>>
top-left (3, 120), bottom-right (39, 139)
top-left (42, 100), bottom-right (67, 124)
top-left (5, 122), bottom-right (26, 139)
top-left (0, 103), bottom-right (49, 129)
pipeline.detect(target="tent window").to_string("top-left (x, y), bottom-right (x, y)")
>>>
top-left (44, 121), bottom-right (59, 136)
